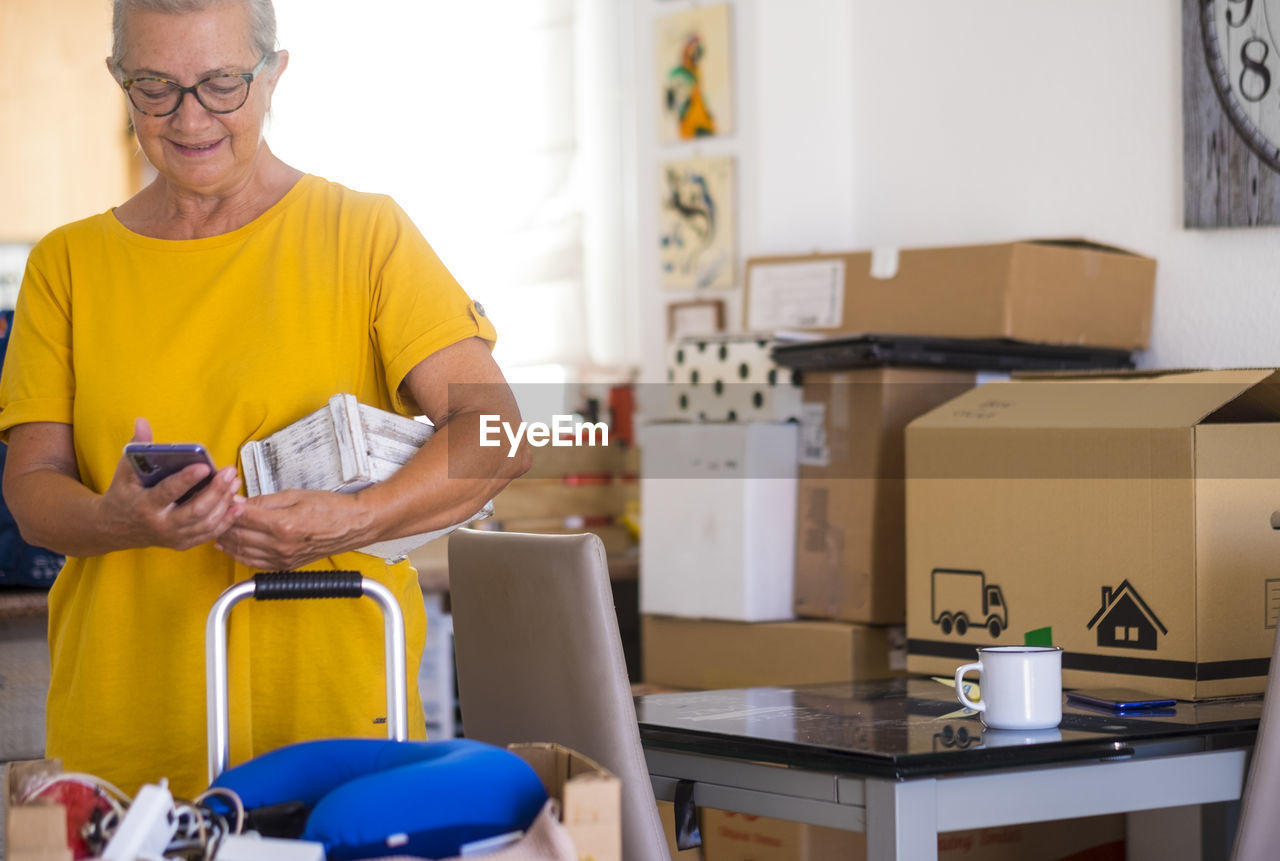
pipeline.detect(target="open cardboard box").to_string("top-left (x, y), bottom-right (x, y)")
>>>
top-left (508, 743), bottom-right (621, 861)
top-left (4, 746), bottom-right (619, 861)
top-left (905, 368), bottom-right (1280, 699)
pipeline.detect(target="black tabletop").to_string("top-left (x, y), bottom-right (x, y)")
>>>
top-left (636, 677), bottom-right (1263, 779)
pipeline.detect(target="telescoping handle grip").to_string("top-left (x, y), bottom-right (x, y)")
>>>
top-left (205, 571), bottom-right (409, 784)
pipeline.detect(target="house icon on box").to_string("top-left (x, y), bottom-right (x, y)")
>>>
top-left (1086, 580), bottom-right (1167, 651)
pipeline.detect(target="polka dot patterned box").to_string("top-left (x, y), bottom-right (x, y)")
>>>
top-left (663, 334), bottom-right (804, 423)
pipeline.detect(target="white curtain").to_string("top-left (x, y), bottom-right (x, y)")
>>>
top-left (269, 0), bottom-right (635, 373)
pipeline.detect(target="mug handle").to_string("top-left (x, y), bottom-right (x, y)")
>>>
top-left (955, 662), bottom-right (984, 712)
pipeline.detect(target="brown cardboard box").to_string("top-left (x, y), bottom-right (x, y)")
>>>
top-left (492, 477), bottom-right (633, 521)
top-left (642, 615), bottom-right (904, 689)
top-left (521, 438), bottom-right (637, 480)
top-left (744, 239), bottom-right (1155, 349)
top-left (700, 809), bottom-right (1124, 861)
top-left (794, 368), bottom-right (977, 624)
top-left (905, 369), bottom-right (1280, 699)
top-left (509, 743), bottom-right (623, 861)
top-left (701, 809), bottom-right (862, 860)
top-left (4, 759), bottom-right (72, 861)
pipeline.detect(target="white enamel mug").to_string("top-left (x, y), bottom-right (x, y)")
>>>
top-left (954, 645), bottom-right (1063, 730)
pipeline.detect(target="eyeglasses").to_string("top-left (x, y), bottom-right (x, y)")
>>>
top-left (120, 54), bottom-right (271, 117)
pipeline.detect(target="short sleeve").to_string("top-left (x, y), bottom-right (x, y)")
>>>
top-left (0, 236), bottom-right (76, 440)
top-left (367, 197), bottom-right (499, 415)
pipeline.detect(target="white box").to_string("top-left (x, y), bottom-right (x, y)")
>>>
top-left (240, 394), bottom-right (491, 562)
top-left (639, 422), bottom-right (798, 621)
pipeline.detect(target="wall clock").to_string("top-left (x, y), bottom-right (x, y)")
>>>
top-left (1184, 0), bottom-right (1280, 226)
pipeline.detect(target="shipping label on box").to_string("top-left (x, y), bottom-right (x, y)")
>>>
top-left (905, 368), bottom-right (1280, 699)
top-left (746, 259), bottom-right (847, 331)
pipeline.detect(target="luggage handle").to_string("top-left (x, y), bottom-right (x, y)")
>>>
top-left (205, 571), bottom-right (409, 784)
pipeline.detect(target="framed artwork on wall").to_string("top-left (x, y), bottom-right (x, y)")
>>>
top-left (666, 298), bottom-right (726, 340)
top-left (655, 3), bottom-right (734, 144)
top-left (1183, 0), bottom-right (1280, 227)
top-left (658, 155), bottom-right (737, 290)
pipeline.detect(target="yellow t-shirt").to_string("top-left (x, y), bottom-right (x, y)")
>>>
top-left (0, 174), bottom-right (497, 798)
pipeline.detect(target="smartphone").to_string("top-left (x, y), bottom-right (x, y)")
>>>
top-left (124, 442), bottom-right (216, 505)
top-left (1066, 688), bottom-right (1177, 711)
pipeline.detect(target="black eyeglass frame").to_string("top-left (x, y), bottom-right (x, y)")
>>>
top-left (119, 53), bottom-right (272, 117)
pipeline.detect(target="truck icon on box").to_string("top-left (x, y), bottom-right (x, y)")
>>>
top-left (931, 568), bottom-right (1007, 637)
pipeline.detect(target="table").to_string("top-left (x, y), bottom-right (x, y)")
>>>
top-left (637, 677), bottom-right (1261, 861)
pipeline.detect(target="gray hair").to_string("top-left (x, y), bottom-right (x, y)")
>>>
top-left (110, 0), bottom-right (278, 72)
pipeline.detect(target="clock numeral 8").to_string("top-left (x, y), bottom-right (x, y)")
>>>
top-left (1240, 37), bottom-right (1272, 103)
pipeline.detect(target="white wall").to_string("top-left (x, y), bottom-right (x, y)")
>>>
top-left (633, 0), bottom-right (1280, 383)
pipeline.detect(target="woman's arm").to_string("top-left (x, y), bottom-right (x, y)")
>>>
top-left (3, 419), bottom-right (244, 556)
top-left (216, 337), bottom-right (530, 570)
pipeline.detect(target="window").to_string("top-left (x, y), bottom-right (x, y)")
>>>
top-left (270, 0), bottom-right (634, 376)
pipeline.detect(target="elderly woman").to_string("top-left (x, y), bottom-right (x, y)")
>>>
top-left (0, 0), bottom-right (528, 799)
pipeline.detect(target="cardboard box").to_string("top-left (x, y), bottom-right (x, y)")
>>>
top-left (4, 759), bottom-right (72, 861)
top-left (745, 239), bottom-right (1155, 350)
top-left (793, 368), bottom-right (977, 624)
top-left (640, 423), bottom-right (798, 621)
top-left (492, 477), bottom-right (633, 521)
top-left (509, 743), bottom-right (621, 861)
top-left (701, 809), bottom-right (862, 860)
top-left (642, 615), bottom-right (905, 689)
top-left (660, 334), bottom-right (804, 423)
top-left (5, 750), bottom-right (616, 861)
top-left (700, 809), bottom-right (1124, 861)
top-left (905, 369), bottom-right (1280, 699)
top-left (520, 437), bottom-right (637, 480)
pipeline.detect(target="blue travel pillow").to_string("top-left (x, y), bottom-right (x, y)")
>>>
top-left (211, 737), bottom-right (547, 860)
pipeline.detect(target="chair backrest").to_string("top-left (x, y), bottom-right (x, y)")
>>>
top-left (1232, 626), bottom-right (1280, 860)
top-left (448, 529), bottom-right (670, 861)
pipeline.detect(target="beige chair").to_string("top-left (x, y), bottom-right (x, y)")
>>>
top-left (448, 529), bottom-right (671, 861)
top-left (1231, 627), bottom-right (1280, 860)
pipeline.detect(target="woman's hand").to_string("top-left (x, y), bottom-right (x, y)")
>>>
top-left (3, 418), bottom-right (243, 556)
top-left (100, 419), bottom-right (244, 551)
top-left (214, 489), bottom-right (370, 571)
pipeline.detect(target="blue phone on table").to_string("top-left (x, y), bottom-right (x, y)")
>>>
top-left (1066, 688), bottom-right (1177, 711)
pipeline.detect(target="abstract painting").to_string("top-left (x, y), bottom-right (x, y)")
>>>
top-left (658, 155), bottom-right (735, 290)
top-left (655, 4), bottom-right (733, 144)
